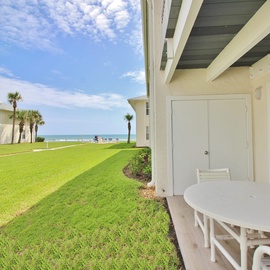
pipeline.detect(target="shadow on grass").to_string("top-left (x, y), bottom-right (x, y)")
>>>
top-left (0, 148), bottom-right (181, 269)
top-left (1, 150), bottom-right (141, 241)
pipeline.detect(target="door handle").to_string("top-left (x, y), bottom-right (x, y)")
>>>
top-left (204, 150), bottom-right (209, 155)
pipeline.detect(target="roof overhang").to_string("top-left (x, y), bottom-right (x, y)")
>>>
top-left (159, 0), bottom-right (270, 82)
top-left (0, 102), bottom-right (13, 112)
top-left (128, 95), bottom-right (148, 111)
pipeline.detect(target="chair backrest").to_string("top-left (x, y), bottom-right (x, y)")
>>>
top-left (196, 168), bottom-right (231, 183)
top-left (252, 245), bottom-right (270, 270)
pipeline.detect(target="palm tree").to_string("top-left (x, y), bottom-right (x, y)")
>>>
top-left (7, 92), bottom-right (23, 144)
top-left (124, 113), bottom-right (133, 143)
top-left (15, 109), bottom-right (28, 143)
top-left (26, 110), bottom-right (39, 143)
top-left (34, 113), bottom-right (45, 141)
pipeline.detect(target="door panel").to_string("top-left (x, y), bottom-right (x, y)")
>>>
top-left (208, 99), bottom-right (248, 180)
top-left (171, 97), bottom-right (250, 195)
top-left (172, 100), bottom-right (209, 195)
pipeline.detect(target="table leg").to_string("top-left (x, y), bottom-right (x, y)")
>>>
top-left (240, 227), bottom-right (248, 270)
top-left (194, 210), bottom-right (198, 227)
top-left (210, 217), bottom-right (216, 262)
top-left (203, 214), bottom-right (209, 248)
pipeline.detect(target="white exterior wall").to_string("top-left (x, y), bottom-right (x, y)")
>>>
top-left (250, 72), bottom-right (270, 183)
top-left (153, 68), bottom-right (253, 196)
top-left (148, 1), bottom-right (262, 197)
top-left (135, 101), bottom-right (149, 147)
top-left (0, 107), bottom-right (32, 144)
top-left (0, 109), bottom-right (13, 144)
top-left (143, 1), bottom-right (270, 196)
top-left (128, 97), bottom-right (150, 147)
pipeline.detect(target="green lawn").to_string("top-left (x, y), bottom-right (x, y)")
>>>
top-left (0, 141), bottom-right (83, 155)
top-left (0, 143), bottom-right (181, 269)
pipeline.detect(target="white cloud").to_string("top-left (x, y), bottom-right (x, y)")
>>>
top-left (105, 0), bottom-right (129, 29)
top-left (0, 76), bottom-right (129, 110)
top-left (0, 0), bottom-right (142, 52)
top-left (0, 67), bottom-right (16, 78)
top-left (121, 70), bottom-right (145, 84)
top-left (127, 27), bottom-right (143, 55)
top-left (127, 0), bottom-right (141, 13)
top-left (0, 1), bottom-right (59, 52)
top-left (124, 0), bottom-right (143, 55)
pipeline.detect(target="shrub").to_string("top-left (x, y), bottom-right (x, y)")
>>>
top-left (35, 137), bottom-right (45, 142)
top-left (127, 148), bottom-right (151, 181)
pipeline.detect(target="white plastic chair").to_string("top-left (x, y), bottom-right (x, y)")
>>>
top-left (195, 168), bottom-right (231, 248)
top-left (252, 245), bottom-right (270, 270)
top-left (196, 168), bottom-right (231, 184)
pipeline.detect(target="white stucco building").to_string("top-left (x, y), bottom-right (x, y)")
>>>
top-left (0, 101), bottom-right (15, 144)
top-left (140, 0), bottom-right (270, 196)
top-left (0, 101), bottom-right (31, 144)
top-left (128, 95), bottom-right (150, 147)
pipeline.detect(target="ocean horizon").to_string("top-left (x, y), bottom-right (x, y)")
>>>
top-left (40, 134), bottom-right (136, 142)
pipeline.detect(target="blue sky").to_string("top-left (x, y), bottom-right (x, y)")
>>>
top-left (0, 0), bottom-right (145, 135)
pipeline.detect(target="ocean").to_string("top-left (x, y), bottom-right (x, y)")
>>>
top-left (40, 134), bottom-right (136, 142)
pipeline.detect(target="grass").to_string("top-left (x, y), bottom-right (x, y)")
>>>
top-left (0, 141), bottom-right (83, 155)
top-left (0, 142), bottom-right (181, 269)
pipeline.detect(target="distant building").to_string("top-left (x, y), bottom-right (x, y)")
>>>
top-left (0, 101), bottom-right (31, 144)
top-left (128, 95), bottom-right (149, 147)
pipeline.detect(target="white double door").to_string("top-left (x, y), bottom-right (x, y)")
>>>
top-left (171, 95), bottom-right (253, 195)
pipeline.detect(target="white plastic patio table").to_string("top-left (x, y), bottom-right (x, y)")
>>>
top-left (184, 181), bottom-right (270, 270)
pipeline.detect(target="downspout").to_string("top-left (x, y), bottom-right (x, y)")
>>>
top-left (147, 104), bottom-right (155, 187)
top-left (147, 99), bottom-right (155, 188)
top-left (147, 179), bottom-right (155, 187)
top-left (144, 0), bottom-right (155, 188)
